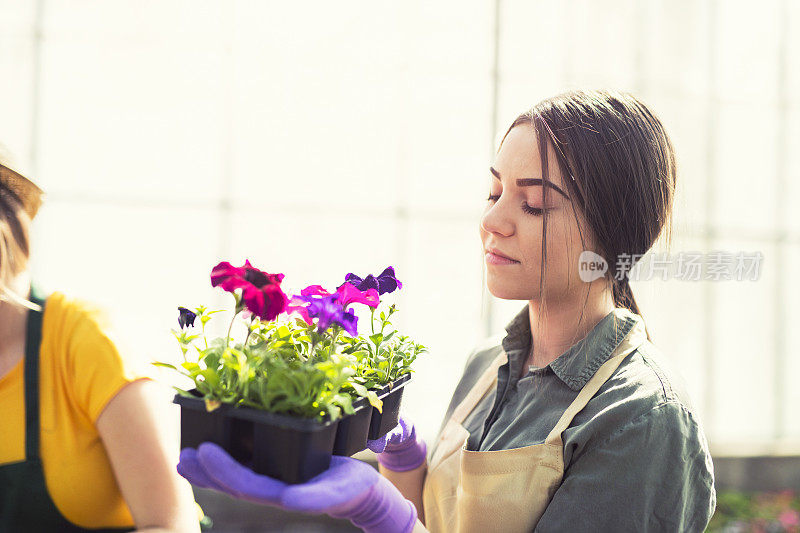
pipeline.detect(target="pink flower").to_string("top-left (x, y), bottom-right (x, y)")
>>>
top-left (286, 295), bottom-right (313, 324)
top-left (210, 260), bottom-right (288, 321)
top-left (300, 285), bottom-right (330, 298)
top-left (336, 283), bottom-right (379, 307)
top-left (296, 283), bottom-right (379, 308)
top-left (286, 283), bottom-right (378, 330)
top-left (779, 510), bottom-right (800, 528)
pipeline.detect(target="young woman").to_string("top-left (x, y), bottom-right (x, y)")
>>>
top-left (0, 158), bottom-right (201, 532)
top-left (177, 89), bottom-right (716, 532)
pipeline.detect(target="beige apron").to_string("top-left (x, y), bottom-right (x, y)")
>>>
top-left (421, 318), bottom-right (647, 532)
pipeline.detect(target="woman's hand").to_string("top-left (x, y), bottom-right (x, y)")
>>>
top-left (366, 416), bottom-right (427, 472)
top-left (177, 443), bottom-right (417, 533)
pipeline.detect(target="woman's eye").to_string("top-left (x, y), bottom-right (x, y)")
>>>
top-left (522, 203), bottom-right (545, 216)
top-left (487, 194), bottom-right (500, 202)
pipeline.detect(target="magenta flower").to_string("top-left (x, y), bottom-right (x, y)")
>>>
top-left (285, 280), bottom-right (378, 335)
top-left (210, 260), bottom-right (288, 321)
top-left (287, 292), bottom-right (358, 335)
top-left (298, 284), bottom-right (379, 308)
top-left (336, 283), bottom-right (379, 307)
top-left (299, 285), bottom-right (330, 298)
top-left (340, 266), bottom-right (402, 295)
top-left (286, 295), bottom-right (313, 324)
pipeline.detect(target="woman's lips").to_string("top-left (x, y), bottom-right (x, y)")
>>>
top-left (485, 250), bottom-right (520, 265)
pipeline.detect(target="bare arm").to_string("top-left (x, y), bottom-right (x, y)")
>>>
top-left (411, 520), bottom-right (429, 532)
top-left (379, 461), bottom-right (427, 525)
top-left (96, 379), bottom-right (200, 533)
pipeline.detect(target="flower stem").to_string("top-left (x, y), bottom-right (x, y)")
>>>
top-left (328, 326), bottom-right (341, 359)
top-left (306, 339), bottom-right (314, 362)
top-left (201, 318), bottom-right (208, 350)
top-left (243, 317), bottom-right (255, 347)
top-left (225, 310), bottom-right (240, 349)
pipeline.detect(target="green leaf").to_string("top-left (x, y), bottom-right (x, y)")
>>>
top-left (172, 387), bottom-right (195, 398)
top-left (366, 391), bottom-right (383, 413)
top-left (204, 351), bottom-right (221, 370)
top-left (199, 369), bottom-right (220, 388)
top-left (152, 361), bottom-right (177, 370)
top-left (181, 361), bottom-right (201, 372)
top-left (351, 382), bottom-right (368, 396)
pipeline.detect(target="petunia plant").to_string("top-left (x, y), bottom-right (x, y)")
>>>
top-left (334, 267), bottom-right (425, 392)
top-left (154, 262), bottom-right (425, 422)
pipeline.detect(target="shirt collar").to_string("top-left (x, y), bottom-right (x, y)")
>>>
top-left (501, 305), bottom-right (643, 391)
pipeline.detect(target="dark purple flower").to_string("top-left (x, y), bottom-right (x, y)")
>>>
top-left (178, 307), bottom-right (197, 329)
top-left (344, 273), bottom-right (379, 292)
top-left (341, 266), bottom-right (402, 295)
top-left (210, 260), bottom-right (288, 321)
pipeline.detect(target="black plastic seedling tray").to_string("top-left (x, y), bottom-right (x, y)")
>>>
top-left (175, 375), bottom-right (412, 483)
top-left (174, 391), bottom-right (339, 484)
top-left (368, 374), bottom-right (412, 440)
top-left (332, 396), bottom-right (373, 456)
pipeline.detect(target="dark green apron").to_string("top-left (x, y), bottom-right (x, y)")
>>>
top-left (0, 285), bottom-right (135, 532)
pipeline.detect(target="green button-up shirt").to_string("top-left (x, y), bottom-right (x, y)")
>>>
top-left (432, 306), bottom-right (716, 532)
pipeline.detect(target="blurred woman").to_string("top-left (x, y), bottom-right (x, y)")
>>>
top-left (0, 156), bottom-right (201, 532)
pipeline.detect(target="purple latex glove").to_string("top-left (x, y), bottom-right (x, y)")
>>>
top-left (366, 415), bottom-right (427, 472)
top-left (178, 443), bottom-right (416, 533)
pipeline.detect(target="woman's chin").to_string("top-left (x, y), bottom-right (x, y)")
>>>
top-left (486, 282), bottom-right (536, 301)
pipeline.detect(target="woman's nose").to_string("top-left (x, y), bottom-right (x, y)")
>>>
top-left (480, 200), bottom-right (514, 237)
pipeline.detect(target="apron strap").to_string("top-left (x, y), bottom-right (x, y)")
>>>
top-left (450, 350), bottom-right (507, 426)
top-left (544, 317), bottom-right (647, 445)
top-left (444, 312), bottom-right (647, 445)
top-left (23, 284), bottom-right (47, 462)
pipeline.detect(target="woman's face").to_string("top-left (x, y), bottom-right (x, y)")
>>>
top-left (480, 124), bottom-right (595, 302)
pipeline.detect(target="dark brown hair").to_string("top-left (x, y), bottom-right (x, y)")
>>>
top-left (501, 89), bottom-right (676, 340)
top-left (0, 152), bottom-right (39, 302)
top-left (0, 186), bottom-right (33, 292)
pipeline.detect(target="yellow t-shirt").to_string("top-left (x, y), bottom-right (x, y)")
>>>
top-left (0, 291), bottom-right (146, 529)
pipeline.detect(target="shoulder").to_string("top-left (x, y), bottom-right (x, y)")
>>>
top-left (609, 339), bottom-right (698, 411)
top-left (566, 339), bottom-right (709, 461)
top-left (41, 292), bottom-right (124, 367)
top-left (41, 291), bottom-right (148, 403)
top-left (435, 334), bottom-right (505, 435)
top-left (42, 291), bottom-right (114, 343)
top-left (452, 333), bottom-right (506, 398)
top-left (463, 333), bottom-right (505, 375)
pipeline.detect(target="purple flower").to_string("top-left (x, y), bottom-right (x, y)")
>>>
top-left (307, 294), bottom-right (358, 335)
top-left (178, 307), bottom-right (197, 329)
top-left (287, 292), bottom-right (359, 336)
top-left (341, 266), bottom-right (402, 295)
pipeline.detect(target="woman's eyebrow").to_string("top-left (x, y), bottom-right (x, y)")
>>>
top-left (490, 167), bottom-right (570, 199)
